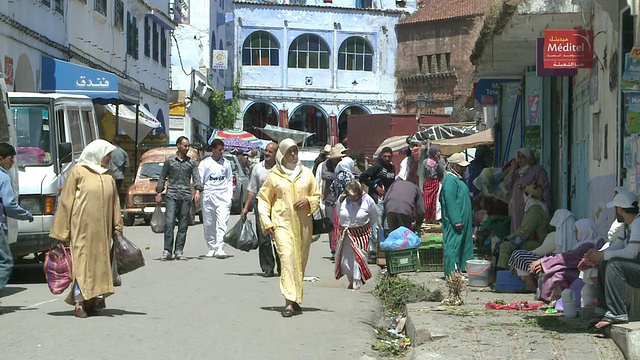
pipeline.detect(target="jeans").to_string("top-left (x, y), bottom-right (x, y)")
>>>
top-left (164, 197), bottom-right (191, 255)
top-left (369, 202), bottom-right (386, 253)
top-left (0, 228), bottom-right (12, 290)
top-left (596, 258), bottom-right (640, 322)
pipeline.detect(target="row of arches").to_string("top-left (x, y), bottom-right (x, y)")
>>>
top-left (241, 31), bottom-right (374, 71)
top-left (242, 101), bottom-right (369, 146)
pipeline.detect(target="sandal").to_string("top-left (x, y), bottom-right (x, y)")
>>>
top-left (292, 303), bottom-right (302, 314)
top-left (281, 308), bottom-right (294, 318)
top-left (595, 317), bottom-right (627, 329)
top-left (588, 315), bottom-right (605, 326)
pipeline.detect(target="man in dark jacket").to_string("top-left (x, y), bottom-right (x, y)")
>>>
top-left (384, 179), bottom-right (425, 232)
top-left (359, 146), bottom-right (396, 260)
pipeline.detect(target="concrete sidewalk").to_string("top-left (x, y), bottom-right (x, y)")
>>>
top-left (399, 271), bottom-right (624, 360)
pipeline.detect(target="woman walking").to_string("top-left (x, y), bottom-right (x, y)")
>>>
top-left (335, 181), bottom-right (378, 290)
top-left (50, 139), bottom-right (123, 318)
top-left (258, 138), bottom-right (320, 317)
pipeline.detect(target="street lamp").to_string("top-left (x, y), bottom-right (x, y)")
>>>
top-left (415, 92), bottom-right (428, 120)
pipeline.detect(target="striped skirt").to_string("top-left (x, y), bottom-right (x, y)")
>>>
top-left (334, 225), bottom-right (372, 281)
top-left (423, 177), bottom-right (440, 222)
top-left (508, 249), bottom-right (550, 275)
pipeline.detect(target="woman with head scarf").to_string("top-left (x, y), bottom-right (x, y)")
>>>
top-left (257, 138), bottom-right (321, 318)
top-left (530, 218), bottom-right (605, 303)
top-left (439, 153), bottom-right (474, 276)
top-left (334, 181), bottom-right (378, 290)
top-left (508, 209), bottom-right (576, 291)
top-left (503, 148), bottom-right (552, 233)
top-left (50, 139), bottom-right (123, 318)
top-left (329, 157), bottom-right (356, 245)
top-left (422, 145), bottom-right (444, 223)
top-left (496, 181), bottom-right (550, 270)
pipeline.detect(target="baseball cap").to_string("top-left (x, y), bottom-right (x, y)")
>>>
top-left (606, 190), bottom-right (639, 209)
top-left (447, 152), bottom-right (470, 167)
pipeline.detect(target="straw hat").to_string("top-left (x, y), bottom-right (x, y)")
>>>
top-left (329, 144), bottom-right (347, 159)
top-left (522, 182), bottom-right (543, 200)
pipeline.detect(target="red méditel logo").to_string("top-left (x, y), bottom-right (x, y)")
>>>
top-left (543, 29), bottom-right (594, 69)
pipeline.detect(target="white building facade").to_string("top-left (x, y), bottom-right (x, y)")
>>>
top-left (0, 0), bottom-right (174, 135)
top-left (234, 0), bottom-right (415, 145)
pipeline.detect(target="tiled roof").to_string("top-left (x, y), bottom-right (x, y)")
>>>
top-left (399, 0), bottom-right (488, 24)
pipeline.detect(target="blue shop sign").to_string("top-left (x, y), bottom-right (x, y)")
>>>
top-left (41, 56), bottom-right (140, 105)
top-left (474, 79), bottom-right (520, 106)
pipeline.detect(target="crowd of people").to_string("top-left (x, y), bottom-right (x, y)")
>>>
top-left (3, 136), bottom-right (640, 328)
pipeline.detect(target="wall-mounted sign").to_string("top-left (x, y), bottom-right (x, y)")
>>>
top-left (621, 49), bottom-right (640, 92)
top-left (628, 92), bottom-right (640, 134)
top-left (212, 50), bottom-right (228, 70)
top-left (173, 0), bottom-right (190, 25)
top-left (4, 56), bottom-right (13, 86)
top-left (543, 29), bottom-right (594, 69)
top-left (536, 38), bottom-right (577, 77)
top-left (474, 78), bottom-right (520, 106)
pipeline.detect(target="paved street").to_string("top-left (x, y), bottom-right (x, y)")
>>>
top-left (0, 215), bottom-right (382, 360)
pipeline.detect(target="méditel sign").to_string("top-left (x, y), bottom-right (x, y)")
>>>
top-left (543, 29), bottom-right (594, 69)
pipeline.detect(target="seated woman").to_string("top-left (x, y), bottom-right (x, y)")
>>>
top-left (508, 209), bottom-right (576, 291)
top-left (496, 182), bottom-right (550, 270)
top-left (530, 219), bottom-right (605, 303)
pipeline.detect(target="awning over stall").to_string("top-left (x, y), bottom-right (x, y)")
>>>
top-left (41, 56), bottom-right (140, 105)
top-left (257, 124), bottom-right (314, 146)
top-left (102, 104), bottom-right (161, 143)
top-left (430, 128), bottom-right (494, 155)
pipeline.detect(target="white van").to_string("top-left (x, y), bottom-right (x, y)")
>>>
top-left (8, 93), bottom-right (99, 258)
top-left (0, 79), bottom-right (18, 246)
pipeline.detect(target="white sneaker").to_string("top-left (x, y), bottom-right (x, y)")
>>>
top-left (205, 250), bottom-right (216, 258)
top-left (214, 249), bottom-right (227, 258)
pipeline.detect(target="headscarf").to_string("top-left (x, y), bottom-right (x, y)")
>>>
top-left (516, 148), bottom-right (535, 174)
top-left (550, 209), bottom-right (576, 252)
top-left (76, 139), bottom-right (117, 174)
top-left (428, 145), bottom-right (441, 159)
top-left (276, 138), bottom-right (301, 180)
top-left (335, 156), bottom-right (354, 175)
top-left (574, 218), bottom-right (603, 249)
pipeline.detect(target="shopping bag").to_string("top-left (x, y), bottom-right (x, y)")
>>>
top-left (112, 232), bottom-right (145, 275)
top-left (237, 219), bottom-right (259, 252)
top-left (111, 245), bottom-right (121, 287)
top-left (223, 218), bottom-right (244, 250)
top-left (312, 210), bottom-right (334, 235)
top-left (150, 205), bottom-right (165, 234)
top-left (43, 242), bottom-right (72, 295)
top-left (380, 226), bottom-right (421, 251)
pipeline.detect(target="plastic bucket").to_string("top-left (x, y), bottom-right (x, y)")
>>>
top-left (465, 260), bottom-right (491, 287)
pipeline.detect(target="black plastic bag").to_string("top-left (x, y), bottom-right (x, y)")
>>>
top-left (223, 218), bottom-right (243, 249)
top-left (150, 205), bottom-right (165, 234)
top-left (113, 232), bottom-right (145, 275)
top-left (237, 219), bottom-right (259, 252)
top-left (312, 210), bottom-right (334, 235)
top-left (111, 245), bottom-right (122, 287)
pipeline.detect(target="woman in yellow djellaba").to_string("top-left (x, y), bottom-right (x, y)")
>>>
top-left (258, 138), bottom-right (320, 318)
top-left (50, 139), bottom-right (123, 318)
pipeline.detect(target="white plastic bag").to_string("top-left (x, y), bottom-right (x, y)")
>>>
top-left (150, 205), bottom-right (165, 233)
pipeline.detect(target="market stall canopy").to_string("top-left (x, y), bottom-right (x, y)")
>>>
top-left (372, 135), bottom-right (411, 159)
top-left (102, 104), bottom-right (161, 143)
top-left (430, 128), bottom-right (494, 156)
top-left (208, 129), bottom-right (262, 148)
top-left (407, 124), bottom-right (476, 145)
top-left (257, 124), bottom-right (314, 145)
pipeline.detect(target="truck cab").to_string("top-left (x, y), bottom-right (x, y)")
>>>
top-left (9, 93), bottom-right (98, 258)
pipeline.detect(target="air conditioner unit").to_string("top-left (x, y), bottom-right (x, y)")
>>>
top-left (305, 76), bottom-right (313, 86)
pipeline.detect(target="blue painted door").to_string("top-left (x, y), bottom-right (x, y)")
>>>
top-left (569, 80), bottom-right (590, 219)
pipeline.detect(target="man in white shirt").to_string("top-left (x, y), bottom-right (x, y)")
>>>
top-left (199, 139), bottom-right (234, 258)
top-left (240, 142), bottom-right (280, 277)
top-left (585, 189), bottom-right (640, 328)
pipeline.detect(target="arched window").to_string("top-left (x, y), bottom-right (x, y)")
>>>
top-left (338, 36), bottom-right (373, 71)
top-left (242, 31), bottom-right (279, 66)
top-left (288, 34), bottom-right (330, 69)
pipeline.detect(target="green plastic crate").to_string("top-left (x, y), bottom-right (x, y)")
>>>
top-left (418, 247), bottom-right (444, 272)
top-left (385, 249), bottom-right (420, 275)
top-left (420, 233), bottom-right (443, 249)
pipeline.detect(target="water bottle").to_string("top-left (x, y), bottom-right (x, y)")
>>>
top-left (581, 283), bottom-right (597, 307)
top-left (561, 288), bottom-right (577, 318)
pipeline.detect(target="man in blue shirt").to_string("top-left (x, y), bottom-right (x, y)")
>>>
top-left (0, 143), bottom-right (34, 290)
